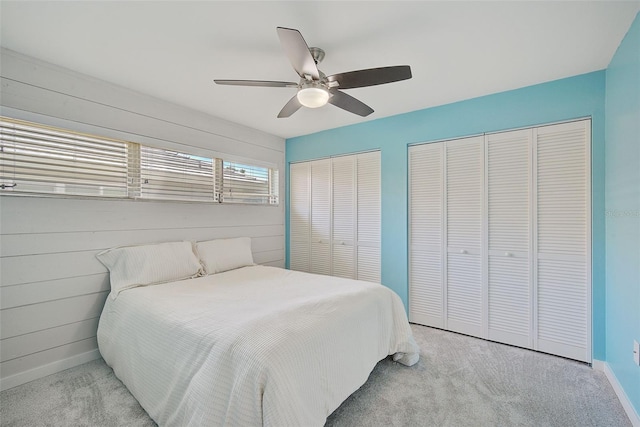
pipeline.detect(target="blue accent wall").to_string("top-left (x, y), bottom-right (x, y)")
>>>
top-left (286, 71), bottom-right (606, 360)
top-left (605, 12), bottom-right (640, 417)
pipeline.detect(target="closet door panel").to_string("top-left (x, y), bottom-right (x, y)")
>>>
top-left (409, 143), bottom-right (444, 327)
top-left (535, 120), bottom-right (590, 362)
top-left (290, 241), bottom-right (310, 272)
top-left (446, 137), bottom-right (484, 252)
top-left (356, 152), bottom-right (381, 282)
top-left (357, 246), bottom-right (381, 283)
top-left (487, 130), bottom-right (531, 253)
top-left (445, 136), bottom-right (484, 336)
top-left (310, 159), bottom-right (331, 275)
top-left (289, 162), bottom-right (310, 272)
top-left (356, 152), bottom-right (381, 245)
top-left (488, 255), bottom-right (530, 347)
top-left (537, 258), bottom-right (588, 360)
top-left (333, 244), bottom-right (355, 279)
top-left (446, 253), bottom-right (482, 336)
top-left (406, 120), bottom-right (591, 362)
top-left (486, 130), bottom-right (531, 347)
top-left (332, 156), bottom-right (356, 279)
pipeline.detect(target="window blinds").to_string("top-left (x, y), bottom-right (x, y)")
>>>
top-left (0, 117), bottom-right (129, 197)
top-left (217, 160), bottom-right (279, 205)
top-left (140, 146), bottom-right (215, 202)
top-left (0, 116), bottom-right (278, 205)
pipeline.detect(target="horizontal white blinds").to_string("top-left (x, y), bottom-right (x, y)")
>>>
top-left (219, 160), bottom-right (279, 205)
top-left (141, 146), bottom-right (215, 202)
top-left (0, 116), bottom-right (278, 205)
top-left (0, 117), bottom-right (128, 197)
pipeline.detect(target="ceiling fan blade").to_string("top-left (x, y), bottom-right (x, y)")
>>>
top-left (328, 89), bottom-right (374, 117)
top-left (277, 95), bottom-right (302, 118)
top-left (327, 65), bottom-right (412, 89)
top-left (276, 27), bottom-right (319, 80)
top-left (214, 80), bottom-right (298, 88)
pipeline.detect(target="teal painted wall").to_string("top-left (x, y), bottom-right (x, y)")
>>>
top-left (605, 12), bottom-right (640, 417)
top-left (285, 71), bottom-right (606, 360)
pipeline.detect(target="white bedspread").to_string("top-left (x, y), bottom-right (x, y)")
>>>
top-left (97, 266), bottom-right (419, 426)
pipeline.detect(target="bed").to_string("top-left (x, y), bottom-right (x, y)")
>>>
top-left (96, 239), bottom-right (419, 427)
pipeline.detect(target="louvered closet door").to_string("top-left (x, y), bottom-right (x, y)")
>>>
top-left (535, 120), bottom-right (591, 362)
top-left (409, 143), bottom-right (444, 327)
top-left (310, 159), bottom-right (331, 275)
top-left (446, 136), bottom-right (485, 337)
top-left (332, 156), bottom-right (356, 279)
top-left (289, 162), bottom-right (310, 272)
top-left (486, 130), bottom-right (531, 348)
top-left (356, 152), bottom-right (381, 283)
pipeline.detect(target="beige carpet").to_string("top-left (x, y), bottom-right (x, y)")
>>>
top-left (0, 324), bottom-right (631, 426)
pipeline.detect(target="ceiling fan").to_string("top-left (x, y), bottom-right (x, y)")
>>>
top-left (214, 27), bottom-right (412, 118)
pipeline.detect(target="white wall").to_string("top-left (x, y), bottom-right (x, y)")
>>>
top-left (0, 49), bottom-right (285, 390)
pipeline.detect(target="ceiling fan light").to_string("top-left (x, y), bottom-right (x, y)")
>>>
top-left (297, 87), bottom-right (329, 108)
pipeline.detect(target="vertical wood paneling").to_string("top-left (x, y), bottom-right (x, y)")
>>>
top-left (0, 50), bottom-right (285, 390)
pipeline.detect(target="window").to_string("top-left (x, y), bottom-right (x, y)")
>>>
top-left (140, 146), bottom-right (215, 202)
top-left (0, 116), bottom-right (279, 205)
top-left (216, 160), bottom-right (279, 205)
top-left (0, 117), bottom-right (129, 197)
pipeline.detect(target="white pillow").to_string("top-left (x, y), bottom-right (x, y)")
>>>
top-left (96, 241), bottom-right (203, 298)
top-left (196, 237), bottom-right (254, 274)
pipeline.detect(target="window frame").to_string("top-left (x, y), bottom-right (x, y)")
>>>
top-left (0, 116), bottom-right (280, 206)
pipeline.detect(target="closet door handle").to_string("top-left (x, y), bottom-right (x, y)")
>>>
top-left (505, 252), bottom-right (512, 257)
top-left (460, 249), bottom-right (467, 254)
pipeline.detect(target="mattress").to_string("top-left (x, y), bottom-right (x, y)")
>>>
top-left (97, 265), bottom-right (419, 426)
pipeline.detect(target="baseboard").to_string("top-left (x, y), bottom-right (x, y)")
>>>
top-left (0, 349), bottom-right (101, 392)
top-left (593, 359), bottom-right (640, 427)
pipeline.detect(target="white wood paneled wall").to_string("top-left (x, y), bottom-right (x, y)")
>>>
top-left (0, 49), bottom-right (285, 390)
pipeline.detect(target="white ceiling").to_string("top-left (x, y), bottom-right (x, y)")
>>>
top-left (1, 1), bottom-right (639, 139)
